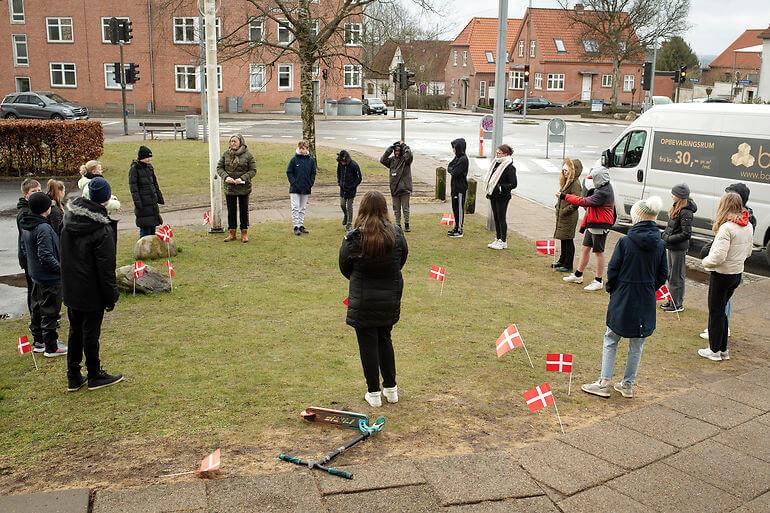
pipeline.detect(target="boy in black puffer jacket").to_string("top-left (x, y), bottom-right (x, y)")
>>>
top-left (447, 138), bottom-right (468, 237)
top-left (128, 146), bottom-right (164, 238)
top-left (336, 149), bottom-right (362, 232)
top-left (661, 183), bottom-right (697, 313)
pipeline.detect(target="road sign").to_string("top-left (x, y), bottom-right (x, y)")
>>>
top-left (481, 114), bottom-right (494, 132)
top-left (419, 83), bottom-right (428, 94)
top-left (591, 99), bottom-right (603, 112)
top-left (736, 79), bottom-right (752, 85)
top-left (546, 117), bottom-right (566, 159)
top-left (689, 77), bottom-right (700, 84)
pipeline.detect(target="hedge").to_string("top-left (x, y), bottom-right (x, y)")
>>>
top-left (395, 94), bottom-right (449, 110)
top-left (0, 120), bottom-right (104, 177)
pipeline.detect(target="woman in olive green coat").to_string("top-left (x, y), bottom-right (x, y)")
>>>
top-left (552, 159), bottom-right (583, 272)
top-left (217, 134), bottom-right (256, 242)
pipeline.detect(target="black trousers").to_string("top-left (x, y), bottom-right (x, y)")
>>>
top-left (30, 282), bottom-right (62, 352)
top-left (451, 191), bottom-right (465, 231)
top-left (226, 194), bottom-right (250, 230)
top-left (24, 269), bottom-right (33, 314)
top-left (558, 239), bottom-right (576, 270)
top-left (354, 325), bottom-right (397, 393)
top-left (707, 272), bottom-right (741, 353)
top-left (490, 196), bottom-right (510, 241)
top-left (66, 308), bottom-right (105, 379)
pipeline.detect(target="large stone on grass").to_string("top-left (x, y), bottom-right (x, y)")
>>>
top-left (133, 235), bottom-right (177, 260)
top-left (116, 264), bottom-right (171, 294)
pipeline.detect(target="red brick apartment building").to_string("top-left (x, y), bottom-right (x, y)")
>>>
top-left (1, 0), bottom-right (363, 114)
top-left (701, 28), bottom-right (763, 86)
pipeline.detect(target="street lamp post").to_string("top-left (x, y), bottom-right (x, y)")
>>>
top-left (492, 0), bottom-right (509, 150)
top-left (204, 0), bottom-right (223, 232)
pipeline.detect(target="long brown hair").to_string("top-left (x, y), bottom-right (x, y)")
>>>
top-left (669, 197), bottom-right (688, 220)
top-left (559, 159), bottom-right (576, 191)
top-left (354, 191), bottom-right (395, 258)
top-left (46, 179), bottom-right (65, 209)
top-left (713, 192), bottom-right (744, 233)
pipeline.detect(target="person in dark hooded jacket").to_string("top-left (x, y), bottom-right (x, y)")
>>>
top-left (336, 149), bottom-right (362, 232)
top-left (217, 134), bottom-right (257, 243)
top-left (61, 177), bottom-right (123, 391)
top-left (287, 140), bottom-right (317, 236)
top-left (661, 183), bottom-right (697, 313)
top-left (17, 179), bottom-right (41, 345)
top-left (380, 141), bottom-right (414, 231)
top-left (581, 196), bottom-right (667, 399)
top-left (446, 138), bottom-right (468, 237)
top-left (129, 145), bottom-right (164, 238)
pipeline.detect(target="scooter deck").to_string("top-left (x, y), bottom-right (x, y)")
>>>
top-left (301, 407), bottom-right (369, 429)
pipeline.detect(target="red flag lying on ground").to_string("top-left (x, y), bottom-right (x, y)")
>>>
top-left (198, 449), bottom-right (221, 474)
top-left (17, 335), bottom-right (31, 354)
top-left (524, 383), bottom-right (555, 412)
top-left (496, 324), bottom-right (523, 357)
top-left (440, 213), bottom-right (455, 226)
top-left (203, 210), bottom-right (211, 225)
top-left (166, 260), bottom-right (174, 278)
top-left (535, 239), bottom-right (556, 255)
top-left (133, 261), bottom-right (146, 279)
top-left (156, 224), bottom-right (174, 242)
top-left (429, 265), bottom-right (446, 282)
top-left (656, 285), bottom-right (672, 302)
top-left (546, 353), bottom-right (573, 373)
top-left (343, 297), bottom-right (349, 307)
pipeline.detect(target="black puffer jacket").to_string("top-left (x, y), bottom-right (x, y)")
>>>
top-left (16, 197), bottom-right (30, 269)
top-left (336, 150), bottom-right (362, 199)
top-left (339, 226), bottom-right (408, 328)
top-left (19, 213), bottom-right (60, 285)
top-left (447, 138), bottom-right (468, 194)
top-left (128, 160), bottom-right (164, 227)
top-left (60, 197), bottom-right (120, 312)
top-left (49, 203), bottom-right (64, 236)
top-left (661, 199), bottom-right (697, 251)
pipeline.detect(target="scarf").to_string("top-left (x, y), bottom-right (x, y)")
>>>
top-left (485, 156), bottom-right (513, 195)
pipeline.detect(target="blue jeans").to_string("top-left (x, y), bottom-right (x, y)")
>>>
top-left (139, 226), bottom-right (156, 238)
top-left (726, 298), bottom-right (732, 323)
top-left (600, 327), bottom-right (646, 386)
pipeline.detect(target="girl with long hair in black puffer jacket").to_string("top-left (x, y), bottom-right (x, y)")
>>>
top-left (660, 183), bottom-right (697, 313)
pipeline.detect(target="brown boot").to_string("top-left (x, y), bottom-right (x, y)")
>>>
top-left (224, 229), bottom-right (237, 242)
top-left (241, 229), bottom-right (249, 243)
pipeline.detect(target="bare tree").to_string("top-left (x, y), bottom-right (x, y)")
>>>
top-left (558, 0), bottom-right (690, 107)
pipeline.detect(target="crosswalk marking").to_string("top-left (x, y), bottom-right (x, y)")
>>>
top-left (533, 159), bottom-right (561, 174)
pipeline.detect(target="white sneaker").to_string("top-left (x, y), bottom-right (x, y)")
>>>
top-left (721, 350), bottom-right (730, 360)
top-left (495, 240), bottom-right (508, 250)
top-left (487, 239), bottom-right (501, 248)
top-left (563, 273), bottom-right (584, 284)
top-left (584, 280), bottom-right (604, 291)
top-left (364, 391), bottom-right (382, 407)
top-left (383, 386), bottom-right (398, 403)
top-left (697, 348), bottom-right (722, 361)
top-left (699, 328), bottom-right (731, 341)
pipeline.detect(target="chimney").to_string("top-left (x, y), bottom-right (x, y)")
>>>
top-left (575, 3), bottom-right (585, 14)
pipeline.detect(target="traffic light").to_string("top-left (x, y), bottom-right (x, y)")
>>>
top-left (642, 61), bottom-right (652, 91)
top-left (119, 19), bottom-right (133, 43)
top-left (523, 64), bottom-right (530, 84)
top-left (322, 68), bottom-right (328, 81)
top-left (672, 69), bottom-right (680, 83)
top-left (679, 65), bottom-right (687, 84)
top-left (405, 69), bottom-right (416, 89)
top-left (125, 63), bottom-right (140, 84)
top-left (112, 63), bottom-right (122, 83)
top-left (108, 17), bottom-right (120, 44)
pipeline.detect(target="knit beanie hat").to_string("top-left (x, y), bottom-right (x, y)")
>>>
top-left (631, 196), bottom-right (663, 224)
top-left (89, 177), bottom-right (112, 205)
top-left (28, 192), bottom-right (52, 215)
top-left (138, 145), bottom-right (152, 160)
top-left (671, 183), bottom-right (690, 199)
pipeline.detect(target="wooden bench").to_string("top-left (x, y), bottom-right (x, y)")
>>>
top-left (139, 121), bottom-right (186, 140)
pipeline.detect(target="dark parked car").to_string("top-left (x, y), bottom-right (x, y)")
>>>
top-left (363, 97), bottom-right (387, 115)
top-left (507, 96), bottom-right (555, 112)
top-left (0, 91), bottom-right (89, 120)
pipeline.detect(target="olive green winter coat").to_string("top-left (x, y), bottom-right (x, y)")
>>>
top-left (216, 141), bottom-right (257, 196)
top-left (553, 160), bottom-right (583, 240)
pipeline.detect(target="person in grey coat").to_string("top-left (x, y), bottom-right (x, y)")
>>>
top-left (380, 141), bottom-right (413, 232)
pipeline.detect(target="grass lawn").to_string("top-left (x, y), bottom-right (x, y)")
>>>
top-left (99, 140), bottom-right (388, 208)
top-left (0, 215), bottom-right (766, 493)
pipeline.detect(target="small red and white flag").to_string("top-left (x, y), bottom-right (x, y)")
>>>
top-left (535, 239), bottom-right (556, 255)
top-left (523, 382), bottom-right (555, 412)
top-left (343, 296), bottom-right (349, 307)
top-left (17, 335), bottom-right (31, 354)
top-left (546, 353), bottom-right (573, 373)
top-left (496, 324), bottom-right (523, 357)
top-left (156, 224), bottom-right (174, 242)
top-left (656, 284), bottom-right (672, 302)
top-left (429, 265), bottom-right (446, 282)
top-left (133, 260), bottom-right (146, 279)
top-left (165, 260), bottom-right (174, 278)
top-left (203, 210), bottom-right (211, 225)
top-left (197, 449), bottom-right (221, 474)
top-left (440, 213), bottom-right (455, 226)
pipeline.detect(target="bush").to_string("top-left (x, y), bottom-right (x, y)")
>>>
top-left (396, 94), bottom-right (449, 110)
top-left (0, 120), bottom-right (104, 176)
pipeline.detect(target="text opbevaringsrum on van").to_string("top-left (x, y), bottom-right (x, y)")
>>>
top-left (659, 138), bottom-right (716, 150)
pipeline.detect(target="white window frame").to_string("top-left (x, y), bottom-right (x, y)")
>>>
top-left (508, 71), bottom-right (524, 90)
top-left (249, 63), bottom-right (266, 92)
top-left (534, 72), bottom-right (543, 90)
top-left (46, 17), bottom-right (74, 43)
top-left (49, 62), bottom-right (77, 88)
top-left (462, 50), bottom-right (467, 67)
top-left (518, 40), bottom-right (524, 57)
top-left (485, 51), bottom-right (494, 64)
top-left (15, 76), bottom-right (31, 92)
top-left (453, 50), bottom-right (458, 66)
top-left (12, 34), bottom-right (28, 66)
top-left (248, 17), bottom-right (263, 44)
top-left (173, 17), bottom-right (196, 44)
top-left (623, 74), bottom-right (634, 92)
top-left (277, 20), bottom-right (293, 45)
top-left (344, 64), bottom-right (362, 88)
top-left (554, 39), bottom-right (566, 53)
top-left (174, 64), bottom-right (222, 92)
top-left (277, 63), bottom-right (293, 91)
top-left (601, 74), bottom-right (612, 88)
top-left (10, 0), bottom-right (25, 24)
top-left (583, 39), bottom-right (599, 53)
top-left (310, 19), bottom-right (320, 39)
top-left (104, 63), bottom-right (134, 90)
top-left (101, 17), bottom-right (131, 44)
top-left (479, 80), bottom-right (486, 98)
top-left (547, 73), bottom-right (565, 91)
top-left (529, 40), bottom-right (536, 58)
top-left (344, 22), bottom-right (361, 46)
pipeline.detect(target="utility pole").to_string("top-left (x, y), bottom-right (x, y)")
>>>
top-left (399, 62), bottom-right (406, 142)
top-left (197, 0), bottom-right (208, 142)
top-left (492, 0), bottom-right (509, 149)
top-left (204, 0), bottom-right (222, 232)
top-left (522, 0), bottom-right (531, 119)
top-left (649, 0), bottom-right (662, 100)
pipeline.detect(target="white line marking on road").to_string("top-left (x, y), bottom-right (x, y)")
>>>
top-left (533, 159), bottom-right (561, 174)
top-left (101, 121), bottom-right (120, 126)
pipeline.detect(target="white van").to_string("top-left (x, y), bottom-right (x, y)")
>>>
top-left (595, 103), bottom-right (770, 265)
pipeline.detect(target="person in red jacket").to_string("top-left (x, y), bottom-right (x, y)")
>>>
top-left (558, 168), bottom-right (615, 291)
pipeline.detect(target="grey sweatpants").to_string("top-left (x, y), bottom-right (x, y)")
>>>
top-left (667, 249), bottom-right (686, 308)
top-left (392, 193), bottom-right (410, 226)
top-left (340, 196), bottom-right (354, 229)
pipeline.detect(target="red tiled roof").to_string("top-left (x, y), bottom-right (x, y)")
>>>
top-left (451, 18), bottom-right (523, 73)
top-left (708, 29), bottom-right (764, 70)
top-left (369, 40), bottom-right (453, 81)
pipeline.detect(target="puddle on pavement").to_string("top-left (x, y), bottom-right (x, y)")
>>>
top-left (0, 280), bottom-right (26, 320)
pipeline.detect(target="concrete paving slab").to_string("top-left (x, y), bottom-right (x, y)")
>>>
top-left (322, 484), bottom-right (440, 512)
top-left (607, 461), bottom-right (742, 513)
top-left (735, 367), bottom-right (770, 387)
top-left (698, 377), bottom-right (770, 411)
top-left (314, 460), bottom-right (425, 495)
top-left (560, 421), bottom-right (677, 470)
top-left (207, 472), bottom-right (322, 513)
top-left (92, 482), bottom-right (206, 513)
top-left (0, 489), bottom-right (90, 513)
top-left (445, 496), bottom-right (559, 512)
top-left (730, 491), bottom-right (770, 513)
top-left (664, 440), bottom-right (770, 500)
top-left (668, 390), bottom-right (762, 429)
top-left (515, 440), bottom-right (624, 496)
top-left (759, 412), bottom-right (770, 425)
top-left (557, 485), bottom-right (656, 513)
top-left (416, 451), bottom-right (543, 506)
top-left (616, 404), bottom-right (721, 448)
top-left (714, 419), bottom-right (770, 462)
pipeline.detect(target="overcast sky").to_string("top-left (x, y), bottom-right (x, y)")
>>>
top-left (437, 0), bottom-right (768, 56)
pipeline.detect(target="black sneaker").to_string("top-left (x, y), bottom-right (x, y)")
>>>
top-left (88, 370), bottom-right (124, 390)
top-left (662, 304), bottom-right (685, 313)
top-left (550, 263), bottom-right (563, 269)
top-left (293, 226), bottom-right (301, 236)
top-left (554, 265), bottom-right (572, 273)
top-left (659, 301), bottom-right (671, 310)
top-left (449, 230), bottom-right (463, 238)
top-left (404, 224), bottom-right (411, 232)
top-left (299, 226), bottom-right (309, 234)
top-left (67, 374), bottom-right (87, 392)
top-left (447, 229), bottom-right (457, 236)
top-left (33, 341), bottom-right (46, 353)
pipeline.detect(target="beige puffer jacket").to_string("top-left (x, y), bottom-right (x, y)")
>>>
top-left (702, 211), bottom-right (753, 275)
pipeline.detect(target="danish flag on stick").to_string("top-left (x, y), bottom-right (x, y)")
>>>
top-left (429, 265), bottom-right (446, 282)
top-left (440, 213), bottom-right (455, 225)
top-left (197, 449), bottom-right (221, 474)
top-left (546, 353), bottom-right (573, 373)
top-left (655, 284), bottom-right (672, 302)
top-left (523, 383), bottom-right (565, 434)
top-left (495, 324), bottom-right (534, 368)
top-left (133, 261), bottom-right (146, 279)
top-left (535, 239), bottom-right (556, 255)
top-left (203, 210), bottom-right (211, 225)
top-left (156, 224), bottom-right (173, 242)
top-left (165, 260), bottom-right (175, 278)
top-left (17, 335), bottom-right (31, 354)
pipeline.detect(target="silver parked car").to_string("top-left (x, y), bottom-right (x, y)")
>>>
top-left (0, 91), bottom-right (89, 120)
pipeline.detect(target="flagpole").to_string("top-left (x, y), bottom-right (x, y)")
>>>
top-left (133, 273), bottom-right (136, 296)
top-left (167, 260), bottom-right (173, 291)
top-left (521, 341), bottom-right (535, 369)
top-left (158, 470), bottom-right (196, 478)
top-left (440, 278), bottom-right (445, 296)
top-left (568, 371), bottom-right (572, 396)
top-left (553, 399), bottom-right (566, 435)
top-left (31, 352), bottom-right (39, 370)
